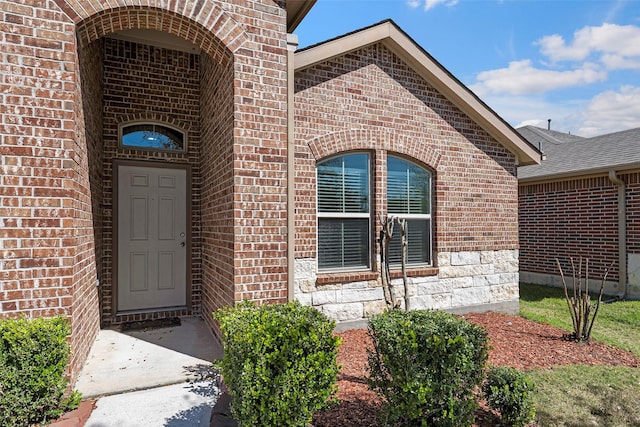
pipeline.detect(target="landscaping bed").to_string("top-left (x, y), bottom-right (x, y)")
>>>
top-left (312, 311), bottom-right (640, 427)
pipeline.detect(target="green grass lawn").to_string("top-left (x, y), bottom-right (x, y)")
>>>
top-left (528, 365), bottom-right (640, 426)
top-left (519, 283), bottom-right (640, 357)
top-left (518, 283), bottom-right (640, 426)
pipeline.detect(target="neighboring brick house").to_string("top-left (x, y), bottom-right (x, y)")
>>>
top-left (519, 125), bottom-right (640, 300)
top-left (0, 1), bottom-right (540, 383)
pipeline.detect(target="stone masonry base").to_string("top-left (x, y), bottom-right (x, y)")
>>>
top-left (295, 250), bottom-right (520, 322)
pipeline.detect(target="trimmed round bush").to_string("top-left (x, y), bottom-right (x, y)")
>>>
top-left (367, 309), bottom-right (489, 427)
top-left (214, 301), bottom-right (341, 427)
top-left (483, 366), bottom-right (536, 427)
top-left (0, 316), bottom-right (81, 427)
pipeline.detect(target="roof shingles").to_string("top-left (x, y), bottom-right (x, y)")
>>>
top-left (518, 126), bottom-right (640, 181)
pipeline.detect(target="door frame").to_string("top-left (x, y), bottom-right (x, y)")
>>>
top-left (112, 159), bottom-right (193, 316)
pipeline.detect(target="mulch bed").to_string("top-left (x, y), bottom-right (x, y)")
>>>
top-left (312, 311), bottom-right (640, 427)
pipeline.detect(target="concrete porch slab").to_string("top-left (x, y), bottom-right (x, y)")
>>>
top-left (85, 381), bottom-right (219, 427)
top-left (75, 316), bottom-right (223, 398)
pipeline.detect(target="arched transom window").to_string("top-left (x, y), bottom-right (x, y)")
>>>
top-left (119, 122), bottom-right (186, 152)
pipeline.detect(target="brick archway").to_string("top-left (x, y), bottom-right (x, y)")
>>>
top-left (307, 128), bottom-right (442, 170)
top-left (55, 0), bottom-right (248, 63)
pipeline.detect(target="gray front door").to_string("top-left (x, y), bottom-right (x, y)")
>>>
top-left (117, 164), bottom-right (188, 312)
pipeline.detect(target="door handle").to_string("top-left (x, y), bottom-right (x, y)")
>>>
top-left (180, 241), bottom-right (185, 247)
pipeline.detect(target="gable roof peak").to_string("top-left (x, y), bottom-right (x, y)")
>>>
top-left (294, 20), bottom-right (542, 166)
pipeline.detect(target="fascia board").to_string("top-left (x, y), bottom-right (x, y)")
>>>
top-left (382, 26), bottom-right (540, 166)
top-left (295, 23), bottom-right (391, 71)
top-left (519, 162), bottom-right (640, 184)
top-left (287, 0), bottom-right (318, 32)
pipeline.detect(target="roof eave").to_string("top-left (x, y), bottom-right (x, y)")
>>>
top-left (519, 162), bottom-right (640, 184)
top-left (294, 20), bottom-right (542, 166)
top-left (286, 0), bottom-right (317, 32)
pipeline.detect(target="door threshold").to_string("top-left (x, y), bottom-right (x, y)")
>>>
top-left (115, 306), bottom-right (189, 316)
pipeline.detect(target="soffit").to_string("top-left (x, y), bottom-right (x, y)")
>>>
top-left (287, 0), bottom-right (317, 32)
top-left (109, 29), bottom-right (200, 53)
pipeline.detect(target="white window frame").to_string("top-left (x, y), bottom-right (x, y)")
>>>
top-left (316, 153), bottom-right (372, 272)
top-left (386, 156), bottom-right (433, 267)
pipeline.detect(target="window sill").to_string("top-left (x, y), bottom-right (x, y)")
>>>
top-left (316, 267), bottom-right (438, 286)
top-left (390, 267), bottom-right (438, 278)
top-left (316, 271), bottom-right (378, 286)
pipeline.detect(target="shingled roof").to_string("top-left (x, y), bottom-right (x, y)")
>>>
top-left (518, 125), bottom-right (584, 151)
top-left (518, 126), bottom-right (640, 182)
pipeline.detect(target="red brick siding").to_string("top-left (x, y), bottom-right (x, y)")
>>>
top-left (69, 38), bottom-right (103, 382)
top-left (0, 0), bottom-right (102, 385)
top-left (101, 38), bottom-right (202, 325)
top-left (519, 176), bottom-right (619, 281)
top-left (199, 52), bottom-right (235, 335)
top-left (71, 0), bottom-right (288, 318)
top-left (2, 0), bottom-right (289, 380)
top-left (294, 44), bottom-right (518, 267)
top-left (73, 3), bottom-right (248, 61)
top-left (624, 173), bottom-right (640, 255)
top-left (227, 2), bottom-right (289, 306)
top-left (1, 0), bottom-right (77, 317)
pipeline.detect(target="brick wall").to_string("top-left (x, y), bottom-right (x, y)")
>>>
top-left (70, 0), bottom-right (290, 322)
top-left (519, 176), bottom-right (620, 282)
top-left (625, 173), bottom-right (640, 254)
top-left (200, 52), bottom-right (235, 334)
top-left (294, 43), bottom-right (518, 260)
top-left (70, 38), bottom-right (103, 382)
top-left (1, 0), bottom-right (78, 315)
top-left (519, 171), bottom-right (640, 299)
top-left (293, 43), bottom-right (519, 318)
top-left (2, 0), bottom-right (290, 382)
top-left (226, 1), bottom-right (289, 308)
top-left (101, 37), bottom-right (202, 325)
top-left (0, 0), bottom-right (101, 385)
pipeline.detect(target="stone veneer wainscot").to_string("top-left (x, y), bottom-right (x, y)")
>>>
top-left (295, 250), bottom-right (519, 323)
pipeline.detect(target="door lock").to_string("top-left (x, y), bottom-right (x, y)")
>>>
top-left (180, 241), bottom-right (185, 247)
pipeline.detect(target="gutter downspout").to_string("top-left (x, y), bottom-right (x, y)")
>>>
top-left (608, 170), bottom-right (627, 299)
top-left (286, 34), bottom-right (298, 302)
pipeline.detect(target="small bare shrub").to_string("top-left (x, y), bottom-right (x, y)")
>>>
top-left (556, 257), bottom-right (614, 342)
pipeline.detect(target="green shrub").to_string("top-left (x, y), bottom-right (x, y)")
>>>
top-left (367, 310), bottom-right (489, 427)
top-left (0, 316), bottom-right (81, 427)
top-left (483, 366), bottom-right (536, 427)
top-left (214, 301), bottom-right (341, 427)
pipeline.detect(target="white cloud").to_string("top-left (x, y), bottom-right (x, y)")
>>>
top-left (479, 86), bottom-right (640, 138)
top-left (536, 23), bottom-right (640, 69)
top-left (601, 53), bottom-right (640, 70)
top-left (481, 94), bottom-right (582, 134)
top-left (536, 34), bottom-right (589, 62)
top-left (471, 59), bottom-right (607, 96)
top-left (408, 0), bottom-right (459, 11)
top-left (579, 85), bottom-right (640, 135)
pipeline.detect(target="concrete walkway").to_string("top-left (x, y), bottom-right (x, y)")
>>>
top-left (75, 316), bottom-right (224, 426)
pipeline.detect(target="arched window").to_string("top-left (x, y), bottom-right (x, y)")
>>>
top-left (317, 153), bottom-right (371, 271)
top-left (387, 156), bottom-right (432, 265)
top-left (316, 153), bottom-right (432, 273)
top-left (119, 122), bottom-right (186, 152)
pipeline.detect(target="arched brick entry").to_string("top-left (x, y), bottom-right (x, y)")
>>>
top-left (68, 1), bottom-right (248, 335)
top-left (55, 1), bottom-right (248, 61)
top-left (20, 0), bottom-right (287, 383)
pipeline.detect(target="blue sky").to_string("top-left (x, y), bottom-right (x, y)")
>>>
top-left (295, 0), bottom-right (640, 137)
